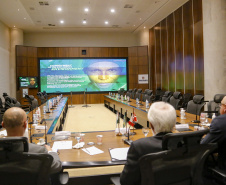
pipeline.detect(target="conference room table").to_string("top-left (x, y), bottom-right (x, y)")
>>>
top-left (28, 95), bottom-right (210, 170)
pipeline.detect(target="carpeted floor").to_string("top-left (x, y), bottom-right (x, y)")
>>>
top-left (63, 104), bottom-right (124, 179)
top-left (64, 104), bottom-right (124, 132)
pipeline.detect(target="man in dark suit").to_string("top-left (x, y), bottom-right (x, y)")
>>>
top-left (2, 107), bottom-right (62, 174)
top-left (201, 96), bottom-right (226, 169)
top-left (120, 102), bottom-right (176, 185)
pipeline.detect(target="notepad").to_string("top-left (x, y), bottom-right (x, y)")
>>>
top-left (82, 146), bottom-right (104, 155)
top-left (52, 141), bottom-right (72, 152)
top-left (109, 147), bottom-right (129, 161)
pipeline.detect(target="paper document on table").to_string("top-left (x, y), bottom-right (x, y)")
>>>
top-left (52, 141), bottom-right (72, 152)
top-left (0, 130), bottom-right (7, 136)
top-left (35, 125), bottom-right (47, 130)
top-left (175, 124), bottom-right (189, 129)
top-left (109, 147), bottom-right (129, 161)
top-left (82, 146), bottom-right (104, 155)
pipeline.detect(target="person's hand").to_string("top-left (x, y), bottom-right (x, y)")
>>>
top-left (45, 144), bottom-right (53, 152)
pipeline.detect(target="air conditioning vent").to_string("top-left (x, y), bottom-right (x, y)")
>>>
top-left (112, 25), bottom-right (119, 28)
top-left (124, 4), bottom-right (133, 8)
top-left (48, 24), bottom-right (55, 26)
top-left (39, 1), bottom-right (49, 6)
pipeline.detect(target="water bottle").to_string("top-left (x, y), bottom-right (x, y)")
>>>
top-left (145, 99), bottom-right (149, 108)
top-left (212, 113), bottom-right (216, 120)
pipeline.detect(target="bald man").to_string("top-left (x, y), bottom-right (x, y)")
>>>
top-left (201, 96), bottom-right (226, 169)
top-left (2, 107), bottom-right (62, 174)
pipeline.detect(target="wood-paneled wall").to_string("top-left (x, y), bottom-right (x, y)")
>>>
top-left (16, 46), bottom-right (148, 104)
top-left (149, 0), bottom-right (204, 95)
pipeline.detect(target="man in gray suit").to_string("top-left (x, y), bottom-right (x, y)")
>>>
top-left (2, 107), bottom-right (62, 174)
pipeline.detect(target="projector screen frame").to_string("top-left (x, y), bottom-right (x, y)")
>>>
top-left (38, 57), bottom-right (129, 94)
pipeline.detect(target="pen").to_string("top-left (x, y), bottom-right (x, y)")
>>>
top-left (84, 148), bottom-right (90, 154)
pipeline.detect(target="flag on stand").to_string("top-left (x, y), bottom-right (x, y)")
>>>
top-left (116, 111), bottom-right (120, 125)
top-left (128, 109), bottom-right (138, 127)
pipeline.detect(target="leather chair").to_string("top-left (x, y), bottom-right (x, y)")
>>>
top-left (118, 88), bottom-right (125, 96)
top-left (131, 88), bottom-right (137, 99)
top-left (25, 95), bottom-right (39, 111)
top-left (207, 94), bottom-right (226, 117)
top-left (181, 93), bottom-right (192, 109)
top-left (126, 89), bottom-right (133, 98)
top-left (151, 87), bottom-right (165, 102)
top-left (142, 89), bottom-right (150, 102)
top-left (169, 91), bottom-right (182, 110)
top-left (37, 92), bottom-right (47, 105)
top-left (161, 91), bottom-right (173, 102)
top-left (186, 95), bottom-right (205, 115)
top-left (0, 137), bottom-right (69, 185)
top-left (135, 89), bottom-right (142, 100)
top-left (143, 90), bottom-right (153, 102)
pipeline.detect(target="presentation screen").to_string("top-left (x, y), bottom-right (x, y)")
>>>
top-left (39, 58), bottom-right (128, 93)
top-left (19, 77), bottom-right (38, 88)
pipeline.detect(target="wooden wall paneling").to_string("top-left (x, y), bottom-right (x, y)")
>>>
top-left (149, 29), bottom-right (155, 91)
top-left (128, 47), bottom-right (137, 57)
top-left (137, 46), bottom-right (148, 57)
top-left (174, 8), bottom-right (184, 93)
top-left (138, 84), bottom-right (149, 91)
top-left (48, 47), bottom-right (59, 57)
top-left (17, 67), bottom-right (28, 77)
top-left (72, 94), bottom-right (83, 104)
top-left (167, 14), bottom-right (176, 92)
top-left (109, 47), bottom-right (119, 57)
top-left (129, 57), bottom-right (138, 65)
top-left (16, 45), bottom-right (27, 57)
top-left (68, 47), bottom-right (79, 57)
top-left (79, 47), bottom-right (90, 57)
top-left (37, 47), bottom-right (48, 58)
top-left (183, 1), bottom-right (194, 94)
top-left (27, 47), bottom-right (37, 57)
top-left (89, 47), bottom-right (102, 57)
top-left (27, 58), bottom-right (37, 67)
top-left (138, 66), bottom-right (148, 74)
top-left (128, 65), bottom-right (137, 75)
top-left (155, 23), bottom-right (162, 89)
top-left (28, 66), bottom-right (38, 76)
top-left (118, 47), bottom-right (128, 57)
top-left (87, 94), bottom-right (102, 104)
top-left (17, 57), bottom-right (27, 67)
top-left (160, 19), bottom-right (168, 91)
top-left (101, 48), bottom-right (109, 57)
top-left (59, 47), bottom-right (70, 57)
top-left (193, 0), bottom-right (204, 95)
top-left (138, 56), bottom-right (148, 66)
top-left (100, 93), bottom-right (109, 103)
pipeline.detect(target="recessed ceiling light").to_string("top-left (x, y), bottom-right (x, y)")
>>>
top-left (24, 18), bottom-right (26, 20)
top-left (133, 25), bottom-right (135, 26)
top-left (144, 26), bottom-right (146, 29)
top-left (140, 18), bottom-right (142, 20)
top-left (110, 9), bottom-right (115, 13)
top-left (13, 26), bottom-right (16, 28)
top-left (105, 21), bottom-right (109, 25)
top-left (83, 20), bottom-right (87, 24)
top-left (57, 7), bottom-right (62, 11)
top-left (84, 8), bottom-right (89, 12)
top-left (60, 20), bottom-right (64, 24)
top-left (18, 9), bottom-right (20, 11)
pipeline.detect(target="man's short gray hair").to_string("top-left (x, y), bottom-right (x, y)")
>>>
top-left (147, 102), bottom-right (176, 134)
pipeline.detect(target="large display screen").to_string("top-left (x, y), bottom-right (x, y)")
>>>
top-left (39, 58), bottom-right (128, 93)
top-left (19, 77), bottom-right (38, 88)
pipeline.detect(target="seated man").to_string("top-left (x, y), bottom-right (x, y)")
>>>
top-left (201, 96), bottom-right (226, 169)
top-left (120, 102), bottom-right (176, 185)
top-left (2, 107), bottom-right (62, 174)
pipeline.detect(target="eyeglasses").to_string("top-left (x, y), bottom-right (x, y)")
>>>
top-left (220, 103), bottom-right (226, 108)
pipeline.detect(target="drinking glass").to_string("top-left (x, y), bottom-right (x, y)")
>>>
top-left (142, 127), bottom-right (149, 137)
top-left (200, 113), bottom-right (206, 125)
top-left (75, 132), bottom-right (81, 143)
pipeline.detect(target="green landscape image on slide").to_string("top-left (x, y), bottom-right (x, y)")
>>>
top-left (40, 58), bottom-right (127, 93)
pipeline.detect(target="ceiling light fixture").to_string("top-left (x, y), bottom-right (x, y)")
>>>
top-left (105, 21), bottom-right (109, 25)
top-left (60, 20), bottom-right (64, 24)
top-left (144, 26), bottom-right (146, 29)
top-left (84, 8), bottom-right (89, 12)
top-left (24, 18), bottom-right (26, 20)
top-left (18, 9), bottom-right (20, 11)
top-left (83, 20), bottom-right (87, 24)
top-left (110, 9), bottom-right (115, 13)
top-left (57, 7), bottom-right (62, 11)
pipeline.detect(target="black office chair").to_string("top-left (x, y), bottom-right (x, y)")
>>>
top-left (207, 94), bottom-right (226, 118)
top-left (118, 88), bottom-right (125, 96)
top-left (126, 89), bottom-right (133, 98)
top-left (181, 93), bottom-right (192, 109)
top-left (143, 90), bottom-right (153, 102)
top-left (25, 95), bottom-right (39, 111)
top-left (0, 137), bottom-right (53, 185)
top-left (169, 91), bottom-right (182, 110)
top-left (186, 95), bottom-right (205, 115)
top-left (135, 89), bottom-right (142, 100)
top-left (151, 87), bottom-right (165, 102)
top-left (131, 88), bottom-right (137, 99)
top-left (161, 91), bottom-right (173, 102)
top-left (37, 92), bottom-right (47, 105)
top-left (142, 89), bottom-right (150, 102)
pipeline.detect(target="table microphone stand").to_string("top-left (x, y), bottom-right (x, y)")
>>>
top-left (82, 88), bottom-right (90, 108)
top-left (193, 103), bottom-right (200, 123)
top-left (43, 119), bottom-right (49, 145)
top-left (123, 125), bottom-right (133, 145)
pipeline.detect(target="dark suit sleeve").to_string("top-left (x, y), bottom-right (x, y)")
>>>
top-left (201, 118), bottom-right (222, 144)
top-left (120, 143), bottom-right (141, 185)
top-left (48, 151), bottom-right (62, 174)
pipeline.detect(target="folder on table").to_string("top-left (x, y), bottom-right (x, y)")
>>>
top-left (109, 147), bottom-right (129, 161)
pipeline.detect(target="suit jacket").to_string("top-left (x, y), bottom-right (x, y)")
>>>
top-left (29, 143), bottom-right (62, 174)
top-left (201, 113), bottom-right (226, 169)
top-left (120, 132), bottom-right (169, 185)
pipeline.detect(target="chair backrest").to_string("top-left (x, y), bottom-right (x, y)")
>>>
top-left (0, 137), bottom-right (53, 185)
top-left (118, 88), bottom-right (125, 96)
top-left (186, 95), bottom-right (205, 115)
top-left (161, 91), bottom-right (173, 102)
top-left (131, 88), bottom-right (137, 99)
top-left (4, 96), bottom-right (21, 110)
top-left (139, 143), bottom-right (217, 185)
top-left (37, 92), bottom-right (46, 105)
top-left (26, 95), bottom-right (39, 111)
top-left (152, 88), bottom-right (165, 102)
top-left (169, 91), bottom-right (182, 110)
top-left (207, 94), bottom-right (226, 117)
top-left (143, 90), bottom-right (153, 102)
top-left (135, 89), bottom-right (142, 100)
top-left (181, 93), bottom-right (192, 109)
top-left (142, 89), bottom-right (150, 102)
top-left (126, 89), bottom-right (133, 98)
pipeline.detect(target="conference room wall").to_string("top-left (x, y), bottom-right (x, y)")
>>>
top-left (149, 0), bottom-right (204, 96)
top-left (0, 21), bottom-right (10, 99)
top-left (24, 32), bottom-right (137, 47)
